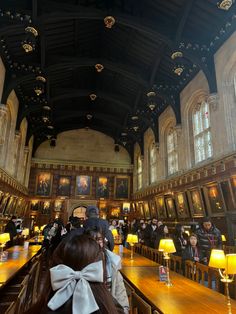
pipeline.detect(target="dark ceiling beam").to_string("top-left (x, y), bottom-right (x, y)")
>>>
top-left (36, 5), bottom-right (172, 45)
top-left (175, 0), bottom-right (195, 43)
top-left (32, 0), bottom-right (38, 22)
top-left (17, 89), bottom-right (133, 123)
top-left (47, 56), bottom-right (148, 87)
top-left (149, 45), bottom-right (166, 86)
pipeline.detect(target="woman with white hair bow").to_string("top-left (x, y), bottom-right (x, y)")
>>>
top-left (40, 234), bottom-right (123, 314)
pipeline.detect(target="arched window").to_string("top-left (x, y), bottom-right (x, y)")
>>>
top-left (137, 155), bottom-right (142, 190)
top-left (192, 101), bottom-right (212, 163)
top-left (149, 144), bottom-right (157, 184)
top-left (167, 128), bottom-right (178, 175)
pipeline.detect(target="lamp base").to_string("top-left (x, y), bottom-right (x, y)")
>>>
top-left (165, 281), bottom-right (173, 287)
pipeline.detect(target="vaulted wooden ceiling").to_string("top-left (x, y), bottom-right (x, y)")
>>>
top-left (0, 0), bottom-right (235, 156)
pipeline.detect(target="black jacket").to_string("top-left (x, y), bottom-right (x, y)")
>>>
top-left (144, 224), bottom-right (158, 248)
top-left (195, 224), bottom-right (222, 259)
top-left (84, 217), bottom-right (114, 251)
top-left (4, 220), bottom-right (17, 243)
top-left (182, 245), bottom-right (204, 263)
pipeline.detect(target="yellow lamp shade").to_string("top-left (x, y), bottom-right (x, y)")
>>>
top-left (126, 234), bottom-right (138, 244)
top-left (158, 239), bottom-right (176, 253)
top-left (226, 254), bottom-right (236, 275)
top-left (221, 234), bottom-right (226, 242)
top-left (112, 229), bottom-right (118, 237)
top-left (22, 228), bottom-right (29, 236)
top-left (209, 249), bottom-right (226, 269)
top-left (0, 233), bottom-right (10, 244)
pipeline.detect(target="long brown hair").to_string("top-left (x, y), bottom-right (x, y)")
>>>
top-left (47, 234), bottom-right (120, 314)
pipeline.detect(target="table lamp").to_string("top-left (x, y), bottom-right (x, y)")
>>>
top-left (126, 234), bottom-right (138, 259)
top-left (158, 238), bottom-right (176, 286)
top-left (22, 228), bottom-right (29, 239)
top-left (209, 249), bottom-right (236, 314)
top-left (0, 233), bottom-right (10, 261)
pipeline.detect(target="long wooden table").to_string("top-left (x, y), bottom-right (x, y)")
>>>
top-left (0, 245), bottom-right (41, 289)
top-left (115, 246), bottom-right (236, 314)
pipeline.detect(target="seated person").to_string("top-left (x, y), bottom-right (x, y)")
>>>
top-left (86, 227), bottom-right (129, 314)
top-left (182, 233), bottom-right (205, 274)
top-left (41, 234), bottom-right (123, 314)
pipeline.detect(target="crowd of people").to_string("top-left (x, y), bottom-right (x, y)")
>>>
top-left (128, 216), bottom-right (222, 268)
top-left (3, 210), bottom-right (223, 313)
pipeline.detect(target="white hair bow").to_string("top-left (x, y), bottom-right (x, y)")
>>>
top-left (47, 260), bottom-right (103, 314)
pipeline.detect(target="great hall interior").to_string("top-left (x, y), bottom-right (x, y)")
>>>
top-left (1, 1), bottom-right (236, 314)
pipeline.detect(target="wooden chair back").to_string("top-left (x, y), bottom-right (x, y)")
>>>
top-left (124, 279), bottom-right (135, 314)
top-left (4, 302), bottom-right (15, 314)
top-left (132, 292), bottom-right (152, 314)
top-left (134, 243), bottom-right (142, 254)
top-left (170, 255), bottom-right (182, 274)
top-left (24, 259), bottom-right (40, 311)
top-left (14, 283), bottom-right (28, 314)
top-left (184, 260), bottom-right (195, 280)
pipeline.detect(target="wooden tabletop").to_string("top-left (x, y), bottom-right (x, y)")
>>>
top-left (28, 236), bottom-right (44, 244)
top-left (113, 246), bottom-right (158, 267)
top-left (0, 245), bottom-right (41, 288)
top-left (120, 263), bottom-right (236, 314)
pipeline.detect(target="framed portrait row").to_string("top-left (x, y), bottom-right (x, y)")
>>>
top-left (35, 172), bottom-right (130, 199)
top-left (30, 199), bottom-right (65, 214)
top-left (0, 192), bottom-right (28, 217)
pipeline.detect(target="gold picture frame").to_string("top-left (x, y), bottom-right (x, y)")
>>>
top-left (75, 175), bottom-right (92, 196)
top-left (114, 176), bottom-right (130, 200)
top-left (35, 172), bottom-right (53, 197)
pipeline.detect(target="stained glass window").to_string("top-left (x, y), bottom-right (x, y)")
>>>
top-left (167, 128), bottom-right (178, 175)
top-left (192, 101), bottom-right (212, 163)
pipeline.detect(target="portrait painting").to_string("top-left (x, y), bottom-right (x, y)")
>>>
top-left (0, 193), bottom-right (10, 215)
top-left (175, 192), bottom-right (190, 218)
top-left (137, 202), bottom-right (144, 217)
top-left (110, 206), bottom-right (121, 218)
top-left (30, 199), bottom-right (40, 211)
top-left (187, 188), bottom-right (205, 217)
top-left (96, 176), bottom-right (109, 198)
top-left (220, 180), bottom-right (234, 211)
top-left (57, 176), bottom-right (71, 197)
top-left (155, 196), bottom-right (167, 219)
top-left (114, 176), bottom-right (130, 199)
top-left (149, 199), bottom-right (157, 218)
top-left (54, 200), bottom-right (63, 212)
top-left (122, 202), bottom-right (130, 214)
top-left (230, 177), bottom-right (236, 205)
top-left (41, 201), bottom-right (51, 215)
top-left (76, 175), bottom-right (92, 196)
top-left (0, 191), bottom-right (5, 214)
top-left (203, 184), bottom-right (225, 216)
top-left (144, 202), bottom-right (151, 219)
top-left (15, 198), bottom-right (23, 216)
top-left (165, 197), bottom-right (177, 218)
top-left (4, 196), bottom-right (15, 216)
top-left (35, 172), bottom-right (52, 197)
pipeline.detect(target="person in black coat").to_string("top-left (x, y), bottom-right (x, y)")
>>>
top-left (4, 215), bottom-right (17, 246)
top-left (195, 217), bottom-right (222, 263)
top-left (173, 224), bottom-right (188, 256)
top-left (83, 206), bottom-right (114, 251)
top-left (182, 233), bottom-right (205, 275)
top-left (143, 218), bottom-right (158, 248)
